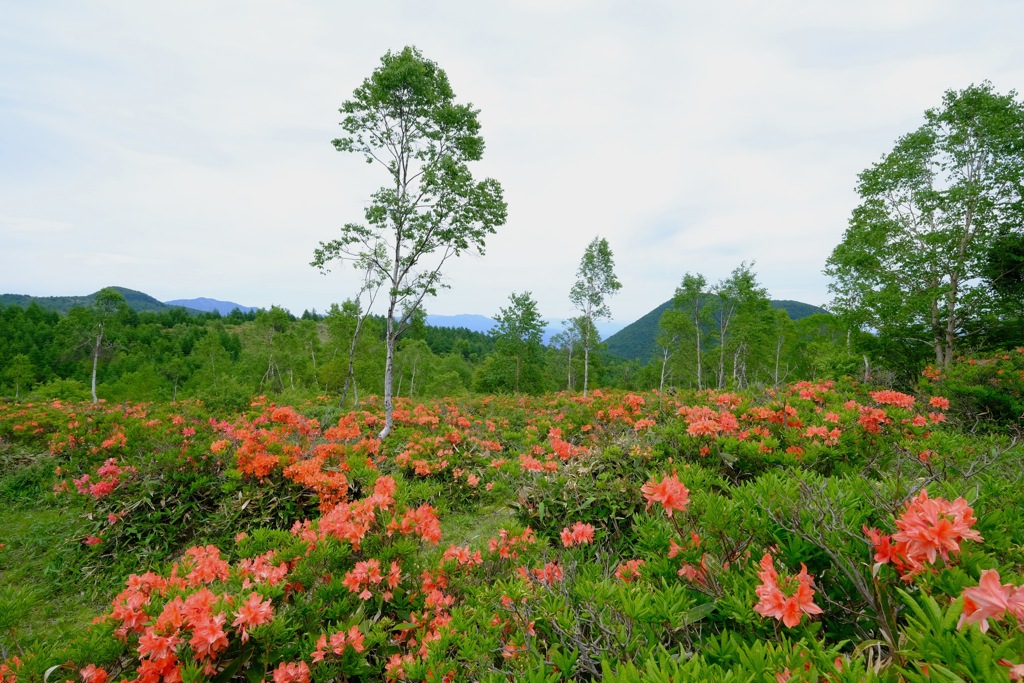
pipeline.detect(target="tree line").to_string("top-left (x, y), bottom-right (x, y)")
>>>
top-left (0, 271), bottom-right (861, 409)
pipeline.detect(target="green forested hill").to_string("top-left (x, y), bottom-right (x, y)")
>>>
top-left (0, 287), bottom-right (202, 315)
top-left (606, 298), bottom-right (829, 361)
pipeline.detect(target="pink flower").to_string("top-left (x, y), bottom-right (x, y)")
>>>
top-left (753, 553), bottom-right (823, 628)
top-left (271, 661), bottom-right (310, 683)
top-left (80, 664), bottom-right (109, 683)
top-left (870, 390), bottom-right (916, 409)
top-left (560, 522), bottom-right (595, 547)
top-left (614, 559), bottom-right (645, 583)
top-left (641, 473), bottom-right (690, 518)
top-left (958, 569), bottom-right (1023, 633)
top-left (232, 592), bottom-right (274, 642)
top-left (867, 489), bottom-right (983, 579)
top-left (892, 490), bottom-right (982, 568)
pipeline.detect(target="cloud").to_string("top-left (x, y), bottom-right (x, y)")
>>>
top-left (2, 1), bottom-right (1023, 322)
top-left (1, 216), bottom-right (74, 234)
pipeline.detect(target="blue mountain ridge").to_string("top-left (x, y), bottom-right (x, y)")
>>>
top-left (163, 298), bottom-right (257, 315)
top-left (424, 314), bottom-right (625, 345)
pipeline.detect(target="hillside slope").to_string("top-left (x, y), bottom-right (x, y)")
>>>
top-left (0, 287), bottom-right (203, 315)
top-left (606, 298), bottom-right (829, 361)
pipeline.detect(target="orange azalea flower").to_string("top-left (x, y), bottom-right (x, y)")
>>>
top-left (488, 527), bottom-right (536, 560)
top-left (865, 489), bottom-right (982, 579)
top-left (634, 418), bottom-right (656, 431)
top-left (232, 592), bottom-right (274, 643)
top-left (344, 624), bottom-right (366, 653)
top-left (138, 630), bottom-right (180, 661)
top-left (523, 561), bottom-right (563, 585)
top-left (79, 664), bottom-right (109, 683)
top-left (753, 553), bottom-right (823, 628)
top-left (858, 407), bottom-right (890, 433)
top-left (687, 419), bottom-right (721, 437)
top-left (615, 559), bottom-right (646, 583)
top-left (343, 559), bottom-right (384, 600)
top-left (958, 569), bottom-right (1024, 633)
top-left (271, 661), bottom-right (310, 683)
top-left (870, 389), bottom-right (916, 409)
top-left (560, 522), bottom-right (595, 547)
top-left (136, 654), bottom-right (179, 682)
top-left (314, 624), bottom-right (366, 661)
top-left (388, 504), bottom-right (442, 545)
top-left (183, 545), bottom-right (230, 586)
top-left (442, 544), bottom-right (482, 566)
top-left (892, 490), bottom-right (982, 567)
top-left (642, 473), bottom-right (690, 518)
top-left (189, 612), bottom-right (229, 660)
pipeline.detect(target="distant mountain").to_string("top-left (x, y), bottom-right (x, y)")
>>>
top-left (605, 298), bottom-right (829, 361)
top-left (544, 319), bottom-right (626, 344)
top-left (165, 297), bottom-right (257, 315)
top-left (426, 314), bottom-right (626, 345)
top-left (425, 314), bottom-right (496, 334)
top-left (0, 287), bottom-right (202, 315)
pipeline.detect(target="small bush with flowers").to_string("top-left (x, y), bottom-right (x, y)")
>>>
top-left (922, 347), bottom-right (1024, 429)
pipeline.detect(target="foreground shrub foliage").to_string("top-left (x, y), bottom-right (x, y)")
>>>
top-left (1, 358), bottom-right (1022, 681)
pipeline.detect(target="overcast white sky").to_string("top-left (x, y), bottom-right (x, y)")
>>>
top-left (2, 1), bottom-right (1023, 323)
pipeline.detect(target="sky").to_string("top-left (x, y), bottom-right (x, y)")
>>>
top-left (3, 1), bottom-right (1023, 325)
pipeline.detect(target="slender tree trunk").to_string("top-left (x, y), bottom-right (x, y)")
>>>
top-left (91, 327), bottom-right (103, 404)
top-left (943, 275), bottom-right (960, 368)
top-left (718, 333), bottom-right (726, 390)
top-left (695, 321), bottom-right (703, 391)
top-left (732, 345), bottom-right (742, 385)
top-left (309, 344), bottom-right (319, 391)
top-left (774, 335), bottom-right (783, 386)
top-left (931, 294), bottom-right (944, 366)
top-left (341, 293), bottom-right (374, 408)
top-left (380, 316), bottom-right (397, 440)
top-left (261, 358), bottom-right (277, 391)
top-left (581, 300), bottom-right (596, 397)
top-left (582, 345), bottom-right (590, 397)
top-left (658, 345), bottom-right (670, 405)
top-left (409, 358), bottom-right (417, 399)
top-left (341, 321), bottom-right (363, 407)
top-left (379, 233), bottom-right (402, 438)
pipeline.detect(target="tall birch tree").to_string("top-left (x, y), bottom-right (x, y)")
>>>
top-left (312, 46), bottom-right (507, 439)
top-left (569, 237), bottom-right (621, 396)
